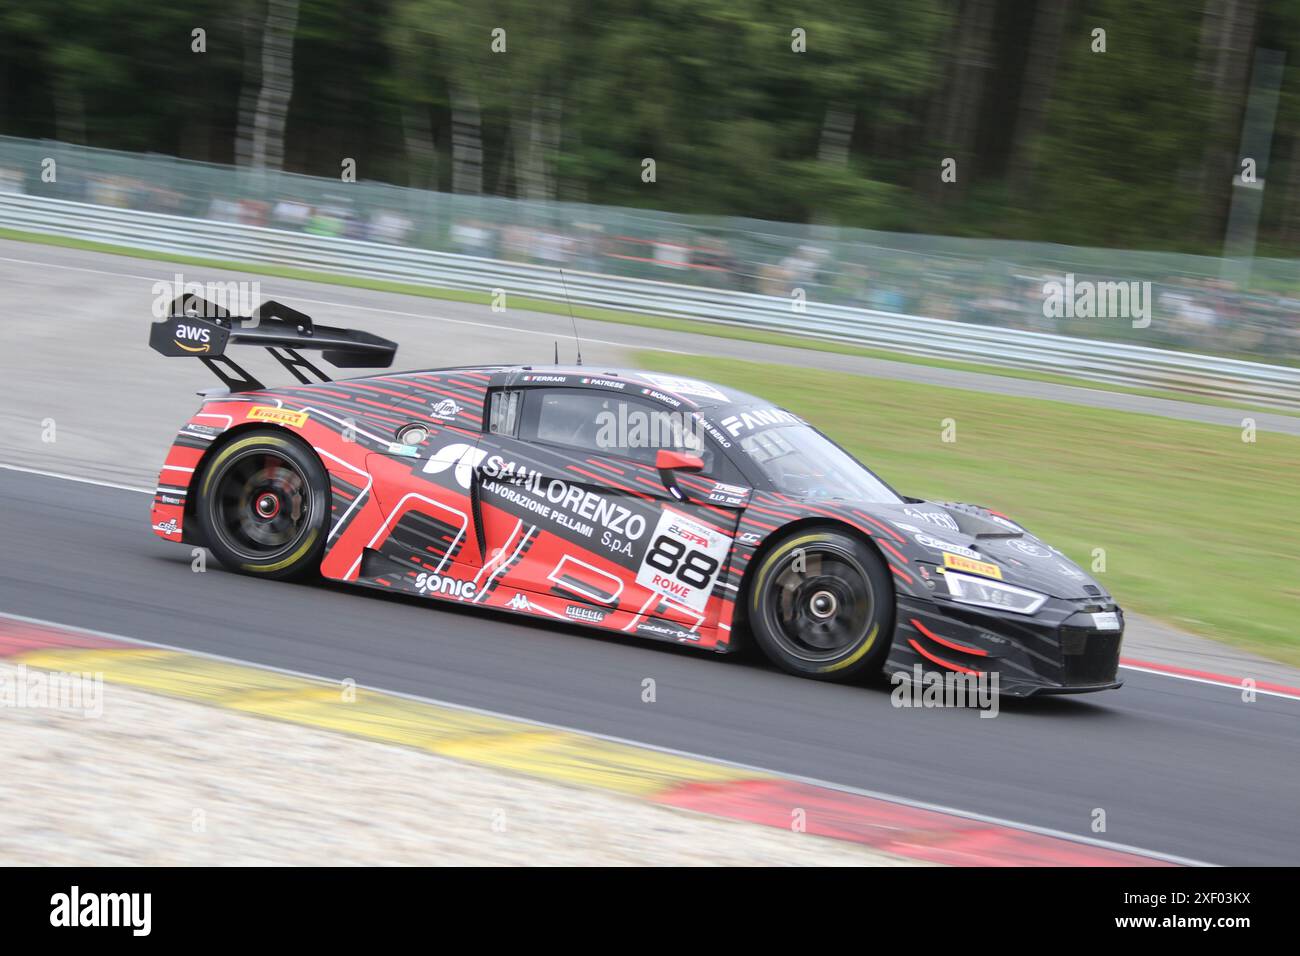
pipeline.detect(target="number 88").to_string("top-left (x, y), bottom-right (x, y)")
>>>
top-left (646, 534), bottom-right (719, 589)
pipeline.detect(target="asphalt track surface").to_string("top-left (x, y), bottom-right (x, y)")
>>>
top-left (3, 468), bottom-right (1297, 866)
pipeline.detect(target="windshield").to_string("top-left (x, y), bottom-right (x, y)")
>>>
top-left (739, 425), bottom-right (902, 503)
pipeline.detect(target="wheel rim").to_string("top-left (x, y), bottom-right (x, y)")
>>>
top-left (210, 449), bottom-right (312, 561)
top-left (762, 543), bottom-right (875, 662)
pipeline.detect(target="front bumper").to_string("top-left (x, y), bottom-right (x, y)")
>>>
top-left (885, 593), bottom-right (1125, 697)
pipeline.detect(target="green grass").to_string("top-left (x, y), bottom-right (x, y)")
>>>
top-left (640, 351), bottom-right (1300, 667)
top-left (2, 225), bottom-right (1294, 420)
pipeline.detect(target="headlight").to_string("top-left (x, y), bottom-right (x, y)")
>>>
top-left (943, 571), bottom-right (1047, 615)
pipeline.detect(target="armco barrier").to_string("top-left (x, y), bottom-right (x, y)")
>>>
top-left (2, 191), bottom-right (1297, 410)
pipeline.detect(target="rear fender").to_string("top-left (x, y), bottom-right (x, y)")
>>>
top-left (149, 398), bottom-right (385, 580)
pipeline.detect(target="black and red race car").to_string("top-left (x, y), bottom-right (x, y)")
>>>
top-left (148, 298), bottom-right (1124, 696)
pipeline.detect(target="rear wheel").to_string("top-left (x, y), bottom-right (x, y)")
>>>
top-left (746, 528), bottom-right (893, 681)
top-left (196, 430), bottom-right (328, 579)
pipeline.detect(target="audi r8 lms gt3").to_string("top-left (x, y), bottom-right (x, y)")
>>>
top-left (147, 297), bottom-right (1125, 696)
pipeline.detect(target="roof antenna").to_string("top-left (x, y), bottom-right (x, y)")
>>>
top-left (558, 268), bottom-right (582, 366)
top-left (554, 341), bottom-right (559, 364)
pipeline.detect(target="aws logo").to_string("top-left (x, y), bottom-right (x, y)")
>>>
top-left (173, 323), bottom-right (212, 353)
top-left (422, 442), bottom-right (487, 490)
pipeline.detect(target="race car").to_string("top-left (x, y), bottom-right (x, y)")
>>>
top-left (147, 297), bottom-right (1124, 696)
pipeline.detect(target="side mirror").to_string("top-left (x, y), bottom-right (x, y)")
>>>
top-left (656, 449), bottom-right (704, 501)
top-left (655, 449), bottom-right (705, 473)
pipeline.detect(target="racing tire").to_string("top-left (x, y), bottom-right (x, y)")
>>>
top-left (196, 430), bottom-right (329, 580)
top-left (746, 527), bottom-right (893, 681)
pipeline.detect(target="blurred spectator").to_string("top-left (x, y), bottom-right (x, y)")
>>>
top-left (2, 137), bottom-right (1294, 361)
top-left (534, 230), bottom-right (569, 266)
top-left (237, 200), bottom-right (270, 228)
top-left (500, 224), bottom-right (534, 261)
top-left (207, 197), bottom-right (241, 222)
top-left (306, 206), bottom-right (345, 237)
top-left (779, 244), bottom-right (819, 287)
top-left (272, 200), bottom-right (311, 231)
top-left (451, 218), bottom-right (493, 256)
top-left (368, 210), bottom-right (413, 245)
top-left (691, 238), bottom-right (739, 290)
top-left (652, 240), bottom-right (689, 270)
top-left (0, 168), bottom-right (25, 194)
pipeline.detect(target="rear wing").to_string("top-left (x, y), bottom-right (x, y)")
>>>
top-left (149, 295), bottom-right (397, 391)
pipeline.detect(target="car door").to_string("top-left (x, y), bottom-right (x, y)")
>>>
top-left (471, 383), bottom-right (746, 637)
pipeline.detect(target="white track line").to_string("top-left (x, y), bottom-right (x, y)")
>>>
top-left (1118, 662), bottom-right (1300, 702)
top-left (0, 605), bottom-right (1208, 867)
top-left (0, 462), bottom-right (151, 495)
top-left (3, 462), bottom-right (1297, 703)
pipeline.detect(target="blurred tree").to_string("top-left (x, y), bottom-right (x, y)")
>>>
top-left (1008, 0), bottom-right (1074, 193)
top-left (922, 0), bottom-right (997, 205)
top-left (1193, 0), bottom-right (1262, 238)
top-left (1030, 0), bottom-right (1207, 247)
top-left (250, 0), bottom-right (300, 171)
top-left (0, 0), bottom-right (245, 157)
top-left (1254, 0), bottom-right (1300, 251)
top-left (235, 0), bottom-right (264, 167)
top-left (3, 0), bottom-right (1300, 254)
top-left (391, 0), bottom-right (578, 198)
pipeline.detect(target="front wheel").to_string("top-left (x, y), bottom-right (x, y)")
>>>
top-left (746, 528), bottom-right (893, 681)
top-left (196, 430), bottom-right (329, 579)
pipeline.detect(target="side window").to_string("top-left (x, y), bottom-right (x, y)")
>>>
top-left (520, 389), bottom-right (620, 456)
top-left (518, 388), bottom-right (738, 478)
top-left (488, 389), bottom-right (521, 437)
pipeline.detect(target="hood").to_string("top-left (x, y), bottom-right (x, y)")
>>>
top-left (858, 500), bottom-right (1108, 601)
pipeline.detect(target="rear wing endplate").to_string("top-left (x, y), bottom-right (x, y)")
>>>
top-left (149, 294), bottom-right (397, 391)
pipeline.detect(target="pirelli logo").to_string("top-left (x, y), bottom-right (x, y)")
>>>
top-left (246, 406), bottom-right (310, 427)
top-left (942, 552), bottom-right (1002, 580)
